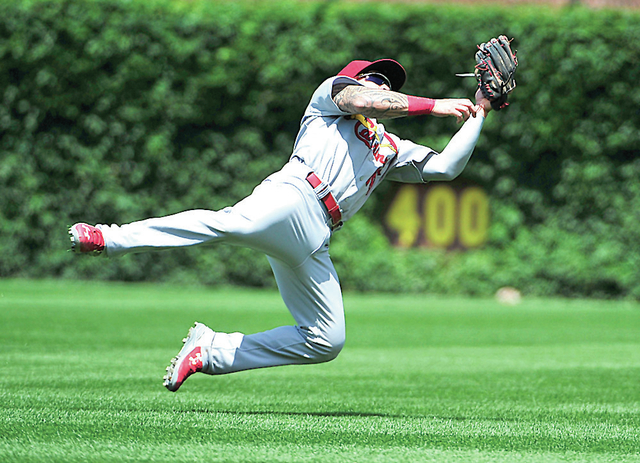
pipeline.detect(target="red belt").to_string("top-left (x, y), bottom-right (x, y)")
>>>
top-left (306, 172), bottom-right (342, 230)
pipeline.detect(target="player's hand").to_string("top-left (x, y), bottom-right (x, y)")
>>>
top-left (474, 88), bottom-right (492, 118)
top-left (431, 98), bottom-right (480, 123)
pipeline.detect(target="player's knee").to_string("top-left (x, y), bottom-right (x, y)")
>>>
top-left (309, 339), bottom-right (344, 363)
top-left (302, 325), bottom-right (345, 363)
top-left (324, 335), bottom-right (345, 362)
top-left (196, 208), bottom-right (255, 238)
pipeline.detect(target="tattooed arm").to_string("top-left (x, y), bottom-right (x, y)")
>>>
top-left (333, 85), bottom-right (408, 119)
top-left (332, 83), bottom-right (479, 122)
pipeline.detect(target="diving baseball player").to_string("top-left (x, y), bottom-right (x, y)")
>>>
top-left (70, 58), bottom-right (495, 392)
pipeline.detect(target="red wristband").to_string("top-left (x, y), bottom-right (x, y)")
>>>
top-left (407, 96), bottom-right (435, 116)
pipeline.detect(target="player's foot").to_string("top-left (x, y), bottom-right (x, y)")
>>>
top-left (163, 322), bottom-right (214, 392)
top-left (69, 223), bottom-right (105, 255)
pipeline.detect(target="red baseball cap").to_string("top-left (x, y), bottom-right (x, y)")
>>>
top-left (337, 59), bottom-right (407, 91)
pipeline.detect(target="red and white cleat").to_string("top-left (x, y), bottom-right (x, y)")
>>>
top-left (68, 223), bottom-right (105, 255)
top-left (163, 322), bottom-right (214, 392)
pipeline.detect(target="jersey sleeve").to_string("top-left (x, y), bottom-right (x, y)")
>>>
top-left (385, 136), bottom-right (435, 184)
top-left (304, 76), bottom-right (361, 118)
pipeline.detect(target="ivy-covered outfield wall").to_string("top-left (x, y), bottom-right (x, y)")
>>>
top-left (1, 0), bottom-right (639, 298)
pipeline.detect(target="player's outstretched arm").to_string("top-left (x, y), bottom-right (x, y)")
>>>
top-left (420, 89), bottom-right (490, 181)
top-left (333, 85), bottom-right (479, 122)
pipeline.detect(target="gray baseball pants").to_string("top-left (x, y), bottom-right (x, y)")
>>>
top-left (98, 160), bottom-right (345, 374)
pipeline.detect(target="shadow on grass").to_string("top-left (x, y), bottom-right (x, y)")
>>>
top-left (175, 408), bottom-right (477, 420)
top-left (180, 408), bottom-right (406, 419)
top-left (178, 408), bottom-right (527, 423)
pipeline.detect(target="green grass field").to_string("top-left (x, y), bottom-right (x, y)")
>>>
top-left (1, 279), bottom-right (639, 462)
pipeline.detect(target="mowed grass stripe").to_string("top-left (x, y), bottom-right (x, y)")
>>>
top-left (1, 279), bottom-right (639, 462)
top-left (2, 443), bottom-right (629, 463)
top-left (2, 397), bottom-right (637, 454)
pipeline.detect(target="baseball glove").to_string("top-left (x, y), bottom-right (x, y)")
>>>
top-left (473, 36), bottom-right (518, 111)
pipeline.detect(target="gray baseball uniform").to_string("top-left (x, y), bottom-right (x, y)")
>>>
top-left (97, 75), bottom-right (485, 374)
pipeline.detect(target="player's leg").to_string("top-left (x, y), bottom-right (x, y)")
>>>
top-left (94, 208), bottom-right (249, 258)
top-left (72, 173), bottom-right (329, 266)
top-left (163, 246), bottom-right (345, 390)
top-left (205, 247), bottom-right (345, 373)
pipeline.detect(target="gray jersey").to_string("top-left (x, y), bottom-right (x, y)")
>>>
top-left (291, 76), bottom-right (433, 223)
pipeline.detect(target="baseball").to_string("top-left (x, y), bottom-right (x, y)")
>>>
top-left (496, 287), bottom-right (522, 305)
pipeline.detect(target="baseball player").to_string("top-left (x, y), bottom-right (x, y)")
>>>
top-left (70, 58), bottom-right (493, 392)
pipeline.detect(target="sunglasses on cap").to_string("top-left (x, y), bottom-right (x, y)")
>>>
top-left (358, 72), bottom-right (392, 89)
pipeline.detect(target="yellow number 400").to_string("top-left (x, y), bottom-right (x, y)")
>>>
top-left (384, 184), bottom-right (489, 249)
